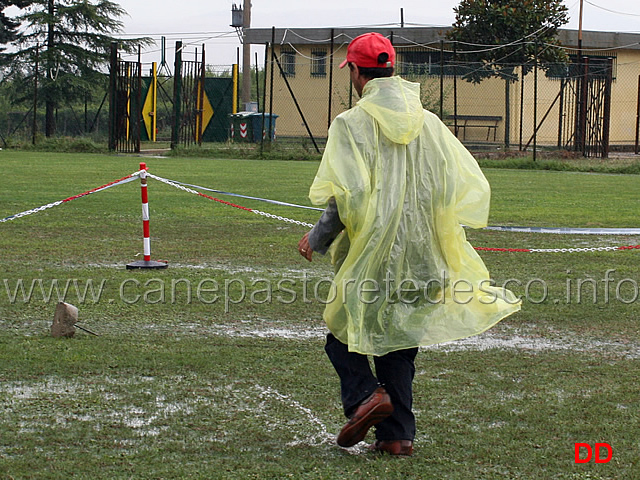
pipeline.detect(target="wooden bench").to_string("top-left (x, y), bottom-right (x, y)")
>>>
top-left (446, 115), bottom-right (502, 141)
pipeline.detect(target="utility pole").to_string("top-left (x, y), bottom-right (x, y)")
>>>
top-left (576, 0), bottom-right (585, 153)
top-left (578, 0), bottom-right (584, 53)
top-left (241, 0), bottom-right (252, 108)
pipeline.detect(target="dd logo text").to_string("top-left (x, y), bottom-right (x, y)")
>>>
top-left (574, 443), bottom-right (612, 464)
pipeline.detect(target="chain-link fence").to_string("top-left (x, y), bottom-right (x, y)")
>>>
top-left (257, 41), bottom-right (640, 157)
top-left (2, 36), bottom-right (638, 158)
top-left (0, 74), bottom-right (111, 145)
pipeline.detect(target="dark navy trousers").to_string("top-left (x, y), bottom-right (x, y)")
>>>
top-left (324, 333), bottom-right (418, 441)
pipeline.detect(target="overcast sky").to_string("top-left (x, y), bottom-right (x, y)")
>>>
top-left (113, 0), bottom-right (640, 66)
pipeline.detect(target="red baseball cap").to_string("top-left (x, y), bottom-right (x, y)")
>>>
top-left (339, 32), bottom-right (396, 69)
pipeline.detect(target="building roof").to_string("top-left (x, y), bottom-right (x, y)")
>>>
top-left (245, 26), bottom-right (640, 51)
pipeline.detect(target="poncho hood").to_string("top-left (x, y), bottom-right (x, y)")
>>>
top-left (357, 76), bottom-right (424, 145)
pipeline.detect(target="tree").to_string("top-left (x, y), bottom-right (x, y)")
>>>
top-left (446, 0), bottom-right (569, 84)
top-left (0, 1), bottom-right (34, 56)
top-left (8, 0), bottom-right (150, 136)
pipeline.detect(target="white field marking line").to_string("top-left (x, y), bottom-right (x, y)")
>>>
top-left (254, 384), bottom-right (335, 448)
top-left (253, 385), bottom-right (379, 454)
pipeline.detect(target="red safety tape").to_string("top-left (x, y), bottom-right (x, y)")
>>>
top-left (61, 173), bottom-right (139, 203)
top-left (196, 192), bottom-right (254, 212)
top-left (477, 247), bottom-right (532, 252)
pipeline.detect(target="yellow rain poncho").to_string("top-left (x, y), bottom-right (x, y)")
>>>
top-left (309, 76), bottom-right (521, 356)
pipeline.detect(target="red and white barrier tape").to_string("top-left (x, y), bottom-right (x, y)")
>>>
top-left (146, 173), bottom-right (315, 228)
top-left (147, 174), bottom-right (640, 252)
top-left (0, 171), bottom-right (142, 223)
top-left (4, 169), bottom-right (639, 254)
top-left (475, 245), bottom-right (640, 253)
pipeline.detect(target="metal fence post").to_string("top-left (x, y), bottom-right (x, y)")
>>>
top-left (32, 44), bottom-right (39, 145)
top-left (578, 57), bottom-right (589, 155)
top-left (453, 42), bottom-right (458, 137)
top-left (108, 42), bottom-right (117, 152)
top-left (328, 29), bottom-right (334, 131)
top-left (135, 47), bottom-right (142, 154)
top-left (557, 78), bottom-right (565, 149)
top-left (261, 42), bottom-right (268, 156)
top-left (519, 64), bottom-right (525, 150)
top-left (197, 44), bottom-right (206, 146)
top-left (505, 77), bottom-right (510, 148)
top-left (439, 40), bottom-right (444, 120)
top-left (533, 39), bottom-right (538, 162)
top-left (635, 74), bottom-right (640, 155)
top-left (601, 57), bottom-right (613, 158)
top-left (171, 41), bottom-right (183, 149)
top-left (268, 27), bottom-right (275, 145)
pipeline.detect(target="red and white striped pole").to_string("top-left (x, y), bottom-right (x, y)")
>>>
top-left (126, 162), bottom-right (168, 269)
top-left (140, 162), bottom-right (152, 262)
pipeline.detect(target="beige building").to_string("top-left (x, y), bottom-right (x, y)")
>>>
top-left (245, 27), bottom-right (640, 151)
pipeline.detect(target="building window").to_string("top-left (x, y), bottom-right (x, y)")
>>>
top-left (311, 49), bottom-right (327, 77)
top-left (400, 50), bottom-right (435, 76)
top-left (280, 46), bottom-right (296, 77)
top-left (399, 49), bottom-right (472, 77)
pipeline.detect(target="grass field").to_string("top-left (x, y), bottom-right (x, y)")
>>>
top-left (1, 150), bottom-right (639, 479)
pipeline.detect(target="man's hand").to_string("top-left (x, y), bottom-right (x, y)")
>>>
top-left (298, 232), bottom-right (313, 262)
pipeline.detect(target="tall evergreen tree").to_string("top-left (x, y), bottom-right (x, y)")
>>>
top-left (0, 1), bottom-right (34, 55)
top-left (8, 0), bottom-right (149, 136)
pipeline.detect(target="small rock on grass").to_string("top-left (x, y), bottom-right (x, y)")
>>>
top-left (51, 302), bottom-right (78, 338)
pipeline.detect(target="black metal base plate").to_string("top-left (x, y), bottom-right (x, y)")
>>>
top-left (126, 260), bottom-right (168, 270)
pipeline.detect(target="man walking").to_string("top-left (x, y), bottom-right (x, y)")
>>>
top-left (298, 32), bottom-right (520, 455)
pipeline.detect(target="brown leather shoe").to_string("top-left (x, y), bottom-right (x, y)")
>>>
top-left (336, 387), bottom-right (393, 447)
top-left (369, 439), bottom-right (414, 456)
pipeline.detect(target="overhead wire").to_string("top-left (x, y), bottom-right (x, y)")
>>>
top-left (107, 7), bottom-right (640, 65)
top-left (278, 42), bottom-right (347, 61)
top-left (584, 0), bottom-right (640, 17)
top-left (19, 8), bottom-right (637, 68)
